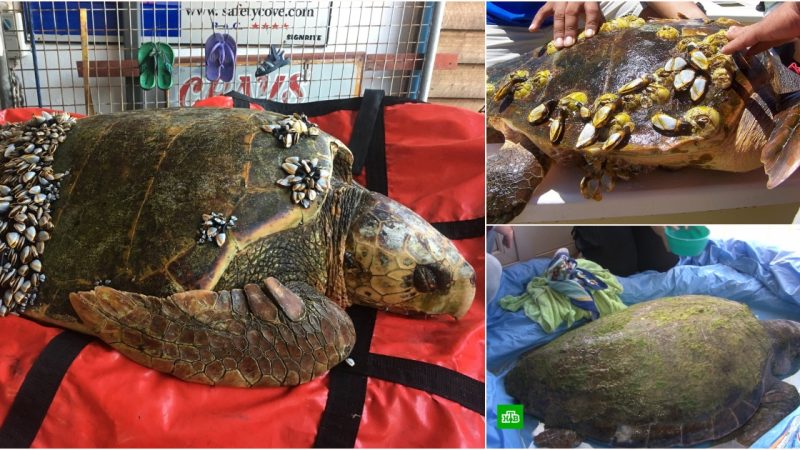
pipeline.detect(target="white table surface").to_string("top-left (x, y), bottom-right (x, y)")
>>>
top-left (487, 144), bottom-right (800, 224)
top-left (698, 0), bottom-right (763, 22)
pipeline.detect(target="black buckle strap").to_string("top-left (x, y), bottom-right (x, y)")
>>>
top-left (348, 89), bottom-right (385, 178)
top-left (0, 331), bottom-right (93, 448)
top-left (313, 305), bottom-right (485, 448)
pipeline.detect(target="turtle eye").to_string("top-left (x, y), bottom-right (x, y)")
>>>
top-left (413, 264), bottom-right (453, 293)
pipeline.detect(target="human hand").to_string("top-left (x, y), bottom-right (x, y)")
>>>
top-left (529, 2), bottom-right (603, 49)
top-left (496, 226), bottom-right (514, 249)
top-left (721, 2), bottom-right (800, 57)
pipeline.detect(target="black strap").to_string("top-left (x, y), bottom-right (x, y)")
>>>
top-left (313, 306), bottom-right (377, 448)
top-left (348, 89), bottom-right (385, 177)
top-left (432, 218), bottom-right (486, 241)
top-left (0, 331), bottom-right (93, 448)
top-left (365, 354), bottom-right (484, 414)
top-left (362, 100), bottom-right (388, 195)
top-left (224, 91), bottom-right (419, 116)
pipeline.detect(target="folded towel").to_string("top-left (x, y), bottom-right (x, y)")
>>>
top-left (500, 249), bottom-right (626, 333)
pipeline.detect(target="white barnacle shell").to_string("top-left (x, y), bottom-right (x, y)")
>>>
top-left (651, 112), bottom-right (679, 131)
top-left (281, 162), bottom-right (298, 174)
top-left (215, 233), bottom-right (226, 247)
top-left (6, 232), bottom-right (20, 248)
top-left (276, 176), bottom-right (293, 187)
top-left (690, 76), bottom-right (708, 102)
top-left (689, 50), bottom-right (709, 71)
top-left (673, 69), bottom-right (695, 91)
top-left (575, 123), bottom-right (598, 149)
top-left (664, 56), bottom-right (687, 72)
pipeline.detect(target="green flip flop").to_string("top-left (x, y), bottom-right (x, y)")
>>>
top-left (137, 42), bottom-right (157, 91)
top-left (155, 42), bottom-right (175, 91)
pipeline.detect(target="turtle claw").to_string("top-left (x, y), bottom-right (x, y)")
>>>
top-left (69, 281), bottom-right (354, 387)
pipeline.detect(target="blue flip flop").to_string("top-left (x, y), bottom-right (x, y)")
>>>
top-left (205, 33), bottom-right (237, 82)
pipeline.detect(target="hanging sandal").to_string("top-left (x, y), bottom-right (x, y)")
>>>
top-left (155, 42), bottom-right (174, 90)
top-left (137, 42), bottom-right (157, 91)
top-left (205, 33), bottom-right (237, 82)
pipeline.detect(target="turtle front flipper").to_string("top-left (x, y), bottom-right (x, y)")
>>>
top-left (69, 278), bottom-right (355, 387)
top-left (733, 380), bottom-right (800, 446)
top-left (762, 101), bottom-right (800, 188)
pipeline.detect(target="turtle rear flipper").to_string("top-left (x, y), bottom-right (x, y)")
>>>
top-left (69, 279), bottom-right (355, 387)
top-left (734, 380), bottom-right (800, 446)
top-left (534, 428), bottom-right (582, 448)
top-left (486, 142), bottom-right (544, 224)
top-left (762, 100), bottom-right (800, 188)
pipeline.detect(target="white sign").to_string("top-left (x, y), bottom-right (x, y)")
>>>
top-left (172, 61), bottom-right (360, 107)
top-left (177, 2), bottom-right (332, 47)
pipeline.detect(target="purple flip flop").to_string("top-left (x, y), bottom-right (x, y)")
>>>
top-left (205, 33), bottom-right (237, 82)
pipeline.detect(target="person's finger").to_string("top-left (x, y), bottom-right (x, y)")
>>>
top-left (725, 25), bottom-right (744, 39)
top-left (721, 26), bottom-right (759, 54)
top-left (529, 3), bottom-right (553, 31)
top-left (583, 2), bottom-right (602, 38)
top-left (552, 2), bottom-right (567, 48)
top-left (563, 2), bottom-right (582, 47)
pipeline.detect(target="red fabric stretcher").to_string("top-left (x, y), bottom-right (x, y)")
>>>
top-left (0, 95), bottom-right (485, 448)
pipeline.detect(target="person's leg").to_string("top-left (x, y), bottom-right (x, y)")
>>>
top-left (486, 23), bottom-right (551, 67)
top-left (572, 226), bottom-right (639, 276)
top-left (486, 252), bottom-right (503, 303)
top-left (599, 1), bottom-right (644, 20)
top-left (632, 227), bottom-right (680, 273)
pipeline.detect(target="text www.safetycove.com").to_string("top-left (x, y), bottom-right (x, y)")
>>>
top-left (184, 6), bottom-right (317, 20)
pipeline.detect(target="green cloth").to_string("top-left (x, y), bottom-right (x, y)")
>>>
top-left (499, 259), bottom-right (626, 333)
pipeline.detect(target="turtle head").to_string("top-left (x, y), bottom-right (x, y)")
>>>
top-left (343, 192), bottom-right (476, 319)
top-left (763, 320), bottom-right (800, 376)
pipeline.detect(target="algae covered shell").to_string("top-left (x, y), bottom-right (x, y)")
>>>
top-left (505, 296), bottom-right (772, 447)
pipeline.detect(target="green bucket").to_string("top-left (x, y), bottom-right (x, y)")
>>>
top-left (665, 226), bottom-right (710, 256)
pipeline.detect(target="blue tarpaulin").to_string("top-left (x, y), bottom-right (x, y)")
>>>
top-left (487, 238), bottom-right (800, 448)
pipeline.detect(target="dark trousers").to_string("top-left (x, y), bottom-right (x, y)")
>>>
top-left (571, 227), bottom-right (679, 277)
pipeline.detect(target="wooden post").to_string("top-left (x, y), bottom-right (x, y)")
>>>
top-left (79, 9), bottom-right (95, 115)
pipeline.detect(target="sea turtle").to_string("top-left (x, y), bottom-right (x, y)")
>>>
top-left (486, 17), bottom-right (800, 220)
top-left (505, 295), bottom-right (800, 447)
top-left (0, 108), bottom-right (476, 387)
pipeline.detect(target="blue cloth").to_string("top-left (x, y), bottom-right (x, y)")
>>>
top-left (487, 2), bottom-right (550, 27)
top-left (753, 406), bottom-right (800, 448)
top-left (487, 238), bottom-right (800, 448)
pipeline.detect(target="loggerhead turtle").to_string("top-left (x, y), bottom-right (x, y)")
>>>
top-left (0, 108), bottom-right (476, 387)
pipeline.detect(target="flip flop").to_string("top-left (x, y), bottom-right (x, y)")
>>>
top-left (155, 42), bottom-right (174, 90)
top-left (255, 45), bottom-right (290, 77)
top-left (205, 33), bottom-right (237, 82)
top-left (137, 42), bottom-right (157, 91)
top-left (219, 34), bottom-right (237, 83)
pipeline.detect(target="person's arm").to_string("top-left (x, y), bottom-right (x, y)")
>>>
top-left (495, 226), bottom-right (514, 250)
top-left (721, 2), bottom-right (800, 56)
top-left (641, 2), bottom-right (707, 19)
top-left (529, 2), bottom-right (603, 49)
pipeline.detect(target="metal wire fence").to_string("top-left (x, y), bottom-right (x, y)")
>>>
top-left (0, 1), bottom-right (439, 114)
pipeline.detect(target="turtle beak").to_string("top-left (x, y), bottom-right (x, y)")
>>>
top-left (443, 260), bottom-right (477, 319)
top-left (343, 192), bottom-right (476, 319)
